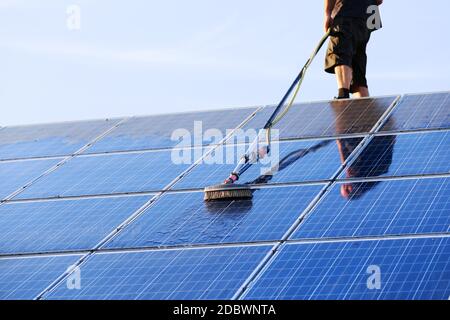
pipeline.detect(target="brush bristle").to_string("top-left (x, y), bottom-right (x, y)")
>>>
top-left (204, 189), bottom-right (253, 201)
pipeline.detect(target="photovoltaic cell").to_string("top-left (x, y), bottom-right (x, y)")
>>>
top-left (0, 196), bottom-right (151, 255)
top-left (292, 177), bottom-right (450, 240)
top-left (380, 92), bottom-right (450, 132)
top-left (244, 237), bottom-right (450, 300)
top-left (173, 138), bottom-right (361, 190)
top-left (235, 96), bottom-right (396, 141)
top-left (339, 131), bottom-right (450, 180)
top-left (15, 149), bottom-right (198, 199)
top-left (85, 108), bottom-right (258, 154)
top-left (0, 119), bottom-right (121, 161)
top-left (44, 245), bottom-right (271, 300)
top-left (0, 254), bottom-right (81, 300)
top-left (0, 158), bottom-right (61, 200)
top-left (104, 185), bottom-right (324, 249)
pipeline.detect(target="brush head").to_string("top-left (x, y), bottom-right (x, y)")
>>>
top-left (204, 184), bottom-right (253, 201)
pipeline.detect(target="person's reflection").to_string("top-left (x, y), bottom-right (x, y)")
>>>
top-left (337, 135), bottom-right (395, 199)
top-left (332, 99), bottom-right (396, 199)
top-left (244, 99), bottom-right (396, 200)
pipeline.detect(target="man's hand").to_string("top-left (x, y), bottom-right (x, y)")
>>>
top-left (324, 0), bottom-right (336, 32)
top-left (376, 0), bottom-right (383, 5)
top-left (324, 14), bottom-right (333, 33)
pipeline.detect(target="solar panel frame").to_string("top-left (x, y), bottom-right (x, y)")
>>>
top-left (14, 148), bottom-right (202, 200)
top-left (172, 137), bottom-right (367, 190)
top-left (0, 158), bottom-right (62, 201)
top-left (233, 96), bottom-right (398, 142)
top-left (102, 184), bottom-right (326, 249)
top-left (338, 130), bottom-right (450, 180)
top-left (242, 236), bottom-right (450, 300)
top-left (0, 118), bottom-right (123, 161)
top-left (290, 176), bottom-right (450, 240)
top-left (84, 107), bottom-right (260, 154)
top-left (0, 195), bottom-right (153, 255)
top-left (379, 92), bottom-right (450, 133)
top-left (43, 244), bottom-right (273, 300)
top-left (0, 254), bottom-right (82, 300)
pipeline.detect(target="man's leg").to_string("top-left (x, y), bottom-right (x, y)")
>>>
top-left (335, 65), bottom-right (353, 99)
top-left (352, 86), bottom-right (370, 98)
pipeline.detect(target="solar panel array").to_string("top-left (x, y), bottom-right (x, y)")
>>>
top-left (1, 92), bottom-right (449, 300)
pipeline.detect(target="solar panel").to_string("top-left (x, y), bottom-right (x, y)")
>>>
top-left (339, 131), bottom-right (450, 180)
top-left (234, 96), bottom-right (397, 141)
top-left (44, 245), bottom-right (271, 300)
top-left (15, 149), bottom-right (197, 199)
top-left (380, 92), bottom-right (450, 132)
top-left (173, 138), bottom-right (363, 190)
top-left (103, 185), bottom-right (324, 249)
top-left (244, 237), bottom-right (450, 300)
top-left (0, 254), bottom-right (82, 300)
top-left (1, 91), bottom-right (448, 301)
top-left (0, 119), bottom-right (122, 161)
top-left (292, 177), bottom-right (450, 240)
top-left (85, 108), bottom-right (258, 154)
top-left (0, 195), bottom-right (151, 255)
top-left (0, 158), bottom-right (61, 200)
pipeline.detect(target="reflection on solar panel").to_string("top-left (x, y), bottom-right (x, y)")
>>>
top-left (0, 254), bottom-right (81, 300)
top-left (174, 138), bottom-right (359, 190)
top-left (85, 108), bottom-right (258, 154)
top-left (339, 131), bottom-right (450, 179)
top-left (104, 185), bottom-right (324, 249)
top-left (235, 96), bottom-right (396, 141)
top-left (1, 92), bottom-right (449, 300)
top-left (0, 158), bottom-right (60, 200)
top-left (15, 149), bottom-right (197, 199)
top-left (45, 245), bottom-right (271, 300)
top-left (0, 119), bottom-right (121, 160)
top-left (244, 237), bottom-right (450, 300)
top-left (0, 195), bottom-right (151, 255)
top-left (381, 92), bottom-right (450, 132)
top-left (292, 177), bottom-right (450, 240)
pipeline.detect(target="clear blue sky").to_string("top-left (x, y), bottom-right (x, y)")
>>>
top-left (0, 0), bottom-right (449, 126)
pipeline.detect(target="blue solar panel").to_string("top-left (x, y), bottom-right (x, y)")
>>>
top-left (0, 254), bottom-right (82, 300)
top-left (234, 97), bottom-right (396, 141)
top-left (292, 177), bottom-right (450, 240)
top-left (381, 92), bottom-right (450, 132)
top-left (85, 108), bottom-right (258, 154)
top-left (0, 119), bottom-right (122, 161)
top-left (1, 91), bottom-right (449, 301)
top-left (339, 131), bottom-right (450, 180)
top-left (244, 237), bottom-right (450, 300)
top-left (103, 185), bottom-right (324, 249)
top-left (44, 245), bottom-right (271, 300)
top-left (173, 138), bottom-right (361, 190)
top-left (0, 196), bottom-right (151, 255)
top-left (15, 150), bottom-right (196, 199)
top-left (0, 158), bottom-right (60, 200)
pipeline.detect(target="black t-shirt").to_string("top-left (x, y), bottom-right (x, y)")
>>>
top-left (332, 0), bottom-right (378, 19)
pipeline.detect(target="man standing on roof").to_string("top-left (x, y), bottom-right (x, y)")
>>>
top-left (324, 0), bottom-right (383, 99)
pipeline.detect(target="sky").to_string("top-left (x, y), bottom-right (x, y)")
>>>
top-left (0, 0), bottom-right (449, 126)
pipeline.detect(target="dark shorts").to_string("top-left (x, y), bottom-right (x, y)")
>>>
top-left (325, 17), bottom-right (371, 92)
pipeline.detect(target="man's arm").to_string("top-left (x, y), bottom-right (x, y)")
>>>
top-left (324, 0), bottom-right (337, 32)
top-left (377, 0), bottom-right (383, 5)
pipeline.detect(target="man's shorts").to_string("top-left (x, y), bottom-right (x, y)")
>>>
top-left (325, 17), bottom-right (371, 92)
